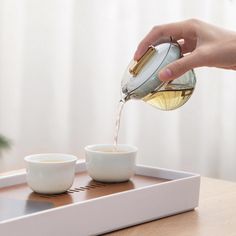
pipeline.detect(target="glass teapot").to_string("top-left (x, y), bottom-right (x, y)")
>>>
top-left (121, 41), bottom-right (196, 110)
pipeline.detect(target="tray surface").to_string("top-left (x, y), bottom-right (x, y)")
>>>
top-left (0, 198), bottom-right (54, 221)
top-left (0, 172), bottom-right (169, 221)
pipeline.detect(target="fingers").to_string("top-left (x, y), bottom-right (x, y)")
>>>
top-left (134, 36), bottom-right (172, 60)
top-left (158, 52), bottom-right (200, 81)
top-left (177, 39), bottom-right (188, 54)
top-left (134, 21), bottom-right (186, 60)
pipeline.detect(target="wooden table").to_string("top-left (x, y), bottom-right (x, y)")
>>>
top-left (105, 177), bottom-right (236, 236)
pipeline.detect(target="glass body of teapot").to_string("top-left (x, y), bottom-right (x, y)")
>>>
top-left (121, 42), bottom-right (196, 111)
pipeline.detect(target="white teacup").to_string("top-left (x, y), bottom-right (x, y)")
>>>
top-left (24, 153), bottom-right (77, 194)
top-left (85, 144), bottom-right (137, 183)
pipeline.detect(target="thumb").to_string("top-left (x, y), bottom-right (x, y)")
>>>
top-left (158, 53), bottom-right (198, 81)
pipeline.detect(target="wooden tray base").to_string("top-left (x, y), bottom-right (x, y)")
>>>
top-left (0, 172), bottom-right (169, 221)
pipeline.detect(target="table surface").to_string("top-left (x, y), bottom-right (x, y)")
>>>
top-left (105, 177), bottom-right (236, 236)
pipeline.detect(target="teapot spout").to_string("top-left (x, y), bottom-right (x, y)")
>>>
top-left (120, 94), bottom-right (130, 103)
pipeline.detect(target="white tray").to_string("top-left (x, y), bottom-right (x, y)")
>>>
top-left (0, 160), bottom-right (200, 236)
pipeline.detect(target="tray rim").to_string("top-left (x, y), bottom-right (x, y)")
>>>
top-left (0, 159), bottom-right (200, 188)
top-left (0, 160), bottom-right (200, 225)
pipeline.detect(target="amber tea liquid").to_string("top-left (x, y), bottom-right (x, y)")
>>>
top-left (113, 84), bottom-right (194, 149)
top-left (143, 84), bottom-right (194, 110)
top-left (113, 100), bottom-right (125, 150)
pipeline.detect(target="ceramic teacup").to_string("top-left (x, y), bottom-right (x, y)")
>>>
top-left (24, 153), bottom-right (77, 194)
top-left (85, 144), bottom-right (137, 183)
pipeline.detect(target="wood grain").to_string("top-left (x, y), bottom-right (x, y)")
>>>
top-left (105, 177), bottom-right (236, 236)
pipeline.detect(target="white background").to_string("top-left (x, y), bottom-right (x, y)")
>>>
top-left (0, 0), bottom-right (236, 181)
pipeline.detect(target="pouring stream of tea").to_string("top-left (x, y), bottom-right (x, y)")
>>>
top-left (113, 99), bottom-right (125, 149)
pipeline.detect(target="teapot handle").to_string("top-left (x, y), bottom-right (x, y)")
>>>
top-left (129, 45), bottom-right (156, 77)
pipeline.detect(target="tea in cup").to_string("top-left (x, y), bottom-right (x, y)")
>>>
top-left (85, 144), bottom-right (137, 183)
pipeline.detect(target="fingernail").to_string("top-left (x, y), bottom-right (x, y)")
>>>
top-left (159, 68), bottom-right (172, 81)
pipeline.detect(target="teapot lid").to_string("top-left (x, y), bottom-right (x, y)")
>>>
top-left (121, 42), bottom-right (181, 99)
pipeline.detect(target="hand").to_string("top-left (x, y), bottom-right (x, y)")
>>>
top-left (134, 19), bottom-right (236, 81)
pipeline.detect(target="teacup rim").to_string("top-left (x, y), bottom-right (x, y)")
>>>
top-left (84, 144), bottom-right (138, 154)
top-left (24, 153), bottom-right (78, 164)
